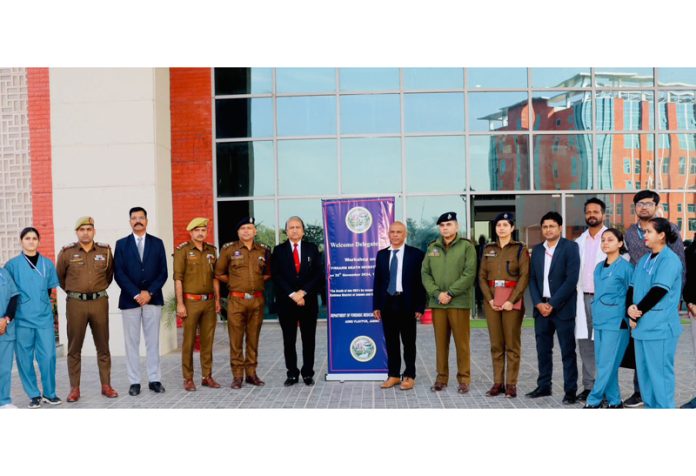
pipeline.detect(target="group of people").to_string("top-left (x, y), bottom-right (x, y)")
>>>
top-left (1, 188), bottom-right (695, 409)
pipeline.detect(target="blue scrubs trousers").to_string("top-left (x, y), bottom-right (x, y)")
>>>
top-left (634, 335), bottom-right (679, 409)
top-left (14, 325), bottom-right (57, 399)
top-left (587, 328), bottom-right (629, 406)
top-left (0, 339), bottom-right (14, 406)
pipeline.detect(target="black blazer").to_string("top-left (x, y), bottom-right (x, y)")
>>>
top-left (684, 240), bottom-right (696, 304)
top-left (271, 240), bottom-right (323, 314)
top-left (529, 237), bottom-right (580, 320)
top-left (372, 245), bottom-right (426, 315)
top-left (114, 233), bottom-right (168, 310)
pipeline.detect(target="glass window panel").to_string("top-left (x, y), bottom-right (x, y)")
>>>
top-left (470, 135), bottom-right (530, 191)
top-left (340, 94), bottom-right (401, 134)
top-left (467, 68), bottom-right (527, 89)
top-left (276, 68), bottom-right (336, 93)
top-left (530, 68), bottom-right (591, 89)
top-left (214, 68), bottom-right (272, 95)
top-left (277, 96), bottom-right (336, 136)
top-left (216, 141), bottom-right (274, 197)
top-left (406, 195), bottom-right (468, 252)
top-left (216, 199), bottom-right (276, 249)
top-left (595, 68), bottom-right (654, 88)
top-left (404, 93), bottom-right (464, 133)
top-left (597, 134), bottom-right (655, 190)
top-left (215, 98), bottom-right (273, 138)
top-left (277, 139), bottom-right (337, 195)
top-left (595, 91), bottom-right (654, 131)
top-left (339, 68), bottom-right (399, 92)
top-left (341, 138), bottom-right (401, 194)
top-left (531, 91), bottom-right (592, 131)
top-left (468, 92), bottom-right (529, 132)
top-left (656, 134), bottom-right (696, 190)
top-left (533, 134), bottom-right (593, 190)
top-left (564, 193), bottom-right (637, 240)
top-left (657, 68), bottom-right (696, 87)
top-left (403, 68), bottom-right (464, 90)
top-left (658, 91), bottom-right (696, 130)
top-left (405, 136), bottom-right (465, 193)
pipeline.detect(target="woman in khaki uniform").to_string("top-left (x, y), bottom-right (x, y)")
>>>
top-left (478, 212), bottom-right (530, 398)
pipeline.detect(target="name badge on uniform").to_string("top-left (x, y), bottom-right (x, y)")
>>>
top-left (187, 251), bottom-right (197, 258)
top-left (95, 254), bottom-right (106, 261)
top-left (232, 250), bottom-right (243, 260)
top-left (70, 253), bottom-right (83, 263)
top-left (429, 249), bottom-right (440, 257)
top-left (485, 252), bottom-right (497, 257)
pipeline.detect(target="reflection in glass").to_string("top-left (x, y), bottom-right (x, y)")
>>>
top-left (595, 91), bottom-right (653, 131)
top-left (594, 68), bottom-right (653, 88)
top-left (533, 134), bottom-right (592, 190)
top-left (405, 136), bottom-right (465, 193)
top-left (403, 68), bottom-right (464, 90)
top-left (215, 98), bottom-right (273, 138)
top-left (404, 93), bottom-right (464, 133)
top-left (406, 195), bottom-right (467, 252)
top-left (276, 68), bottom-right (335, 93)
top-left (564, 193), bottom-right (636, 240)
top-left (532, 91), bottom-right (592, 131)
top-left (277, 96), bottom-right (336, 136)
top-left (340, 94), bottom-right (401, 134)
top-left (468, 92), bottom-right (528, 132)
top-left (657, 68), bottom-right (696, 87)
top-left (596, 134), bottom-right (655, 191)
top-left (339, 68), bottom-right (399, 92)
top-left (658, 91), bottom-right (696, 130)
top-left (530, 68), bottom-right (591, 88)
top-left (216, 141), bottom-right (274, 197)
top-left (277, 139), bottom-right (337, 195)
top-left (217, 199), bottom-right (276, 249)
top-left (214, 68), bottom-right (273, 95)
top-left (467, 68), bottom-right (527, 89)
top-left (469, 135), bottom-right (529, 191)
top-left (341, 138), bottom-right (401, 194)
top-left (656, 134), bottom-right (696, 190)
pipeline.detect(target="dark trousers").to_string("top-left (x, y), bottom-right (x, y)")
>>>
top-left (381, 295), bottom-right (417, 379)
top-left (534, 314), bottom-right (578, 394)
top-left (278, 306), bottom-right (317, 378)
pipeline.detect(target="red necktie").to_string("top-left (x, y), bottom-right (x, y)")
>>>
top-left (293, 243), bottom-right (300, 274)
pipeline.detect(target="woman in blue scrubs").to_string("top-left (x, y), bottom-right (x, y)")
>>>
top-left (4, 227), bottom-right (61, 408)
top-left (0, 266), bottom-right (20, 409)
top-left (584, 228), bottom-right (633, 409)
top-left (627, 217), bottom-right (683, 409)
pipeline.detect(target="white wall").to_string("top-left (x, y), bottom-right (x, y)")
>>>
top-left (50, 68), bottom-right (175, 357)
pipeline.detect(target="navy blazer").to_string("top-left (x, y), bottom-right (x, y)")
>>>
top-left (271, 240), bottom-right (324, 314)
top-left (114, 233), bottom-right (168, 310)
top-left (373, 245), bottom-right (426, 315)
top-left (529, 237), bottom-right (580, 320)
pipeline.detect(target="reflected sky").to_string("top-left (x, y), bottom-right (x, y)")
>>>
top-left (405, 136), bottom-right (465, 193)
top-left (403, 68), bottom-right (464, 90)
top-left (276, 68), bottom-right (336, 93)
top-left (341, 138), bottom-right (401, 193)
top-left (404, 93), bottom-right (464, 132)
top-left (468, 68), bottom-right (527, 89)
top-left (468, 91), bottom-right (528, 132)
top-left (277, 96), bottom-right (336, 136)
top-left (340, 68), bottom-right (399, 92)
top-left (277, 139), bottom-right (337, 195)
top-left (340, 94), bottom-right (400, 134)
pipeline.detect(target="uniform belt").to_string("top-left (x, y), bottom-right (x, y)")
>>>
top-left (67, 291), bottom-right (108, 301)
top-left (230, 291), bottom-right (263, 300)
top-left (184, 293), bottom-right (215, 301)
top-left (488, 280), bottom-right (518, 288)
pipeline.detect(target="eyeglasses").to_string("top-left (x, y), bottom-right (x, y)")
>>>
top-left (635, 202), bottom-right (656, 209)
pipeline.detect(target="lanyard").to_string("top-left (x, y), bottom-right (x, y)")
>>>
top-left (643, 253), bottom-right (658, 276)
top-left (23, 254), bottom-right (46, 279)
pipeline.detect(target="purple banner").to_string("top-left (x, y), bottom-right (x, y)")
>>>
top-left (322, 197), bottom-right (394, 379)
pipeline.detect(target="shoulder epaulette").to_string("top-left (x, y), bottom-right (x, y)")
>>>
top-left (96, 242), bottom-right (111, 248)
top-left (222, 241), bottom-right (236, 250)
top-left (258, 243), bottom-right (270, 250)
top-left (427, 239), bottom-right (438, 246)
top-left (205, 242), bottom-right (217, 249)
top-left (61, 242), bottom-right (77, 250)
top-left (176, 241), bottom-right (189, 250)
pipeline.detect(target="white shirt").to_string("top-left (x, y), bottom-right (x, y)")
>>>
top-left (288, 240), bottom-right (302, 298)
top-left (542, 240), bottom-right (557, 298)
top-left (387, 245), bottom-right (404, 293)
top-left (582, 230), bottom-right (602, 293)
top-left (133, 232), bottom-right (146, 248)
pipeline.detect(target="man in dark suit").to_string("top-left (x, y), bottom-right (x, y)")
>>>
top-left (526, 211), bottom-right (581, 404)
top-left (114, 206), bottom-right (169, 397)
top-left (373, 221), bottom-right (426, 391)
top-left (271, 216), bottom-right (323, 386)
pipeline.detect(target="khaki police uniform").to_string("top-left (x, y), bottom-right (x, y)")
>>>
top-left (173, 240), bottom-right (218, 381)
top-left (56, 241), bottom-right (114, 388)
top-left (478, 239), bottom-right (530, 386)
top-left (215, 240), bottom-right (270, 379)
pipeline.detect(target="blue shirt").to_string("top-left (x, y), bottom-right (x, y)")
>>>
top-left (4, 253), bottom-right (60, 329)
top-left (591, 258), bottom-right (633, 330)
top-left (0, 268), bottom-right (19, 342)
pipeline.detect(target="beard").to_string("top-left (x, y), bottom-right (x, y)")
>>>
top-left (585, 217), bottom-right (600, 227)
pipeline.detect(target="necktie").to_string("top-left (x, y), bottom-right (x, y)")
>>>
top-left (293, 243), bottom-right (300, 274)
top-left (137, 236), bottom-right (144, 261)
top-left (387, 249), bottom-right (398, 295)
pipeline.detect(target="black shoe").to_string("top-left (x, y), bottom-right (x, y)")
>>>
top-left (680, 396), bottom-right (696, 409)
top-left (607, 402), bottom-right (624, 409)
top-left (148, 381), bottom-right (165, 393)
top-left (623, 392), bottom-right (643, 408)
top-left (525, 387), bottom-right (552, 398)
top-left (562, 392), bottom-right (578, 404)
top-left (28, 397), bottom-right (42, 409)
top-left (583, 403), bottom-right (601, 409)
top-left (284, 377), bottom-right (299, 387)
top-left (577, 389), bottom-right (591, 402)
top-left (41, 395), bottom-right (62, 406)
top-left (128, 384), bottom-right (141, 396)
top-left (303, 377), bottom-right (315, 386)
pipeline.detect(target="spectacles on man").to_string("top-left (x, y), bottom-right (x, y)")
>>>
top-left (635, 201), bottom-right (656, 209)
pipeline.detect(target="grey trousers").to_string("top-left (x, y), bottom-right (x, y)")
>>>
top-left (122, 305), bottom-right (162, 385)
top-left (577, 294), bottom-right (596, 390)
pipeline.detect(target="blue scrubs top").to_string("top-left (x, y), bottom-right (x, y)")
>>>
top-left (592, 257), bottom-right (634, 330)
top-left (631, 246), bottom-right (683, 340)
top-left (4, 253), bottom-right (60, 329)
top-left (0, 268), bottom-right (20, 341)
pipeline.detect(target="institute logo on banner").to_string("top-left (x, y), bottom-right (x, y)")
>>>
top-left (345, 206), bottom-right (373, 234)
top-left (350, 336), bottom-right (377, 362)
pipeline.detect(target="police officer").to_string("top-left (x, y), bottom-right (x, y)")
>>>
top-left (56, 216), bottom-right (118, 402)
top-left (215, 217), bottom-right (271, 389)
top-left (173, 217), bottom-right (221, 391)
top-left (478, 212), bottom-right (529, 398)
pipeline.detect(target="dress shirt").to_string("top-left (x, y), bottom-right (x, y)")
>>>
top-left (582, 230), bottom-right (601, 293)
top-left (289, 240), bottom-right (303, 298)
top-left (542, 240), bottom-right (557, 299)
top-left (387, 245), bottom-right (404, 293)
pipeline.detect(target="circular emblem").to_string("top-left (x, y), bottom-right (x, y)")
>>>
top-left (350, 336), bottom-right (377, 362)
top-left (345, 206), bottom-right (373, 234)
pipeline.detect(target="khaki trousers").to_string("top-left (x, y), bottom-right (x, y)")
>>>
top-left (181, 299), bottom-right (217, 380)
top-left (432, 308), bottom-right (471, 385)
top-left (66, 297), bottom-right (111, 387)
top-left (227, 296), bottom-right (264, 378)
top-left (483, 302), bottom-right (524, 385)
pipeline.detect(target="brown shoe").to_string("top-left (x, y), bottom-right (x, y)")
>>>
top-left (201, 375), bottom-right (221, 388)
top-left (231, 377), bottom-right (243, 389)
top-left (505, 384), bottom-right (517, 398)
top-left (245, 375), bottom-right (265, 386)
top-left (101, 384), bottom-right (118, 398)
top-left (67, 387), bottom-right (80, 403)
top-left (183, 379), bottom-right (196, 392)
top-left (486, 383), bottom-right (505, 397)
top-left (400, 377), bottom-right (415, 391)
top-left (430, 382), bottom-right (447, 392)
top-left (380, 377), bottom-right (401, 389)
top-left (457, 383), bottom-right (470, 394)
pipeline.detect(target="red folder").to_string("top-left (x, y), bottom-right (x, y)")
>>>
top-left (493, 287), bottom-right (522, 310)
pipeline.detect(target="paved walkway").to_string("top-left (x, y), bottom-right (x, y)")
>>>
top-left (8, 320), bottom-right (696, 409)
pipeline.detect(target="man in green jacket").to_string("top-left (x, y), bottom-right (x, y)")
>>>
top-left (421, 212), bottom-right (477, 394)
